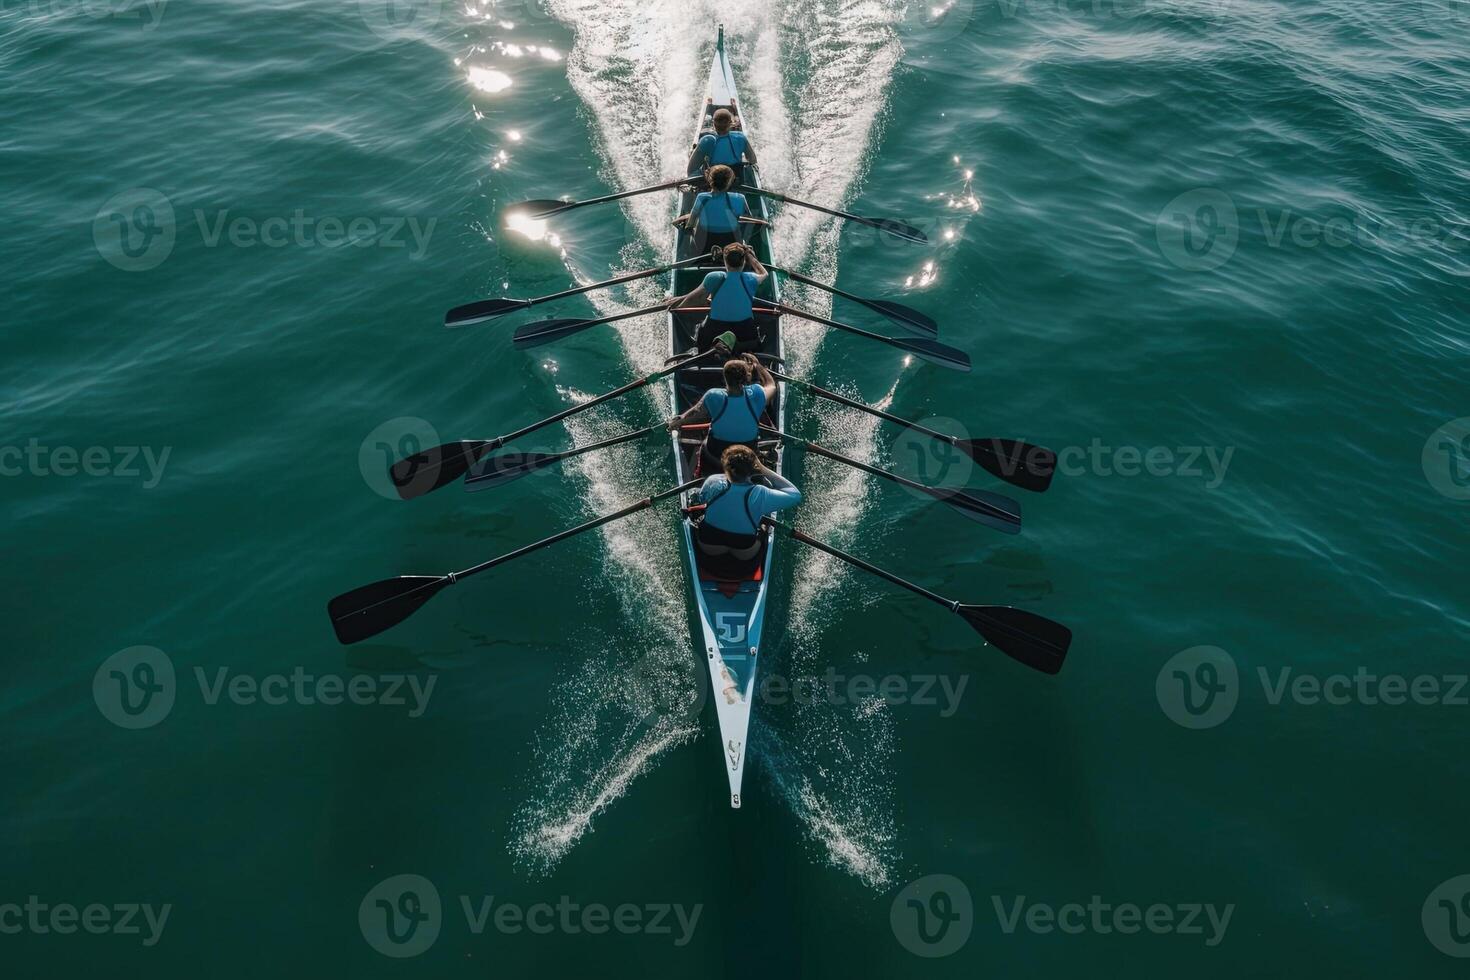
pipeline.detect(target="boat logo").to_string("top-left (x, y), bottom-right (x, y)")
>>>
top-left (890, 874), bottom-right (973, 958)
top-left (726, 739), bottom-right (742, 769)
top-left (1425, 875), bottom-right (1470, 957)
top-left (1155, 646), bottom-right (1239, 730)
top-left (359, 874), bottom-right (442, 958)
top-left (715, 611), bottom-right (747, 645)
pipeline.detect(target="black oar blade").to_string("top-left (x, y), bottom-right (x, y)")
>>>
top-left (444, 297), bottom-right (531, 329)
top-left (957, 605), bottom-right (1072, 675)
top-left (390, 441), bottom-right (489, 500)
top-left (506, 199), bottom-right (572, 219)
top-left (861, 217), bottom-right (928, 244)
top-left (328, 576), bottom-right (450, 645)
top-left (959, 439), bottom-right (1058, 493)
top-left (932, 487), bottom-right (1022, 535)
top-left (464, 451), bottom-right (561, 491)
top-left (512, 317), bottom-right (595, 349)
top-left (866, 300), bottom-right (939, 337)
top-left (894, 337), bottom-right (972, 372)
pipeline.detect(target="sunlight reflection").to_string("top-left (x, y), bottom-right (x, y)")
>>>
top-left (467, 66), bottom-right (514, 93)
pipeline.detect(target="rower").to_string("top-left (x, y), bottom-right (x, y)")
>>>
top-left (690, 444), bottom-right (801, 561)
top-left (673, 165), bottom-right (764, 253)
top-left (687, 105), bottom-right (757, 185)
top-left (668, 242), bottom-right (767, 351)
top-left (666, 353), bottom-right (776, 470)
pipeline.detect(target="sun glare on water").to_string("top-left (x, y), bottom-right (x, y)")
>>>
top-left (467, 67), bottom-right (514, 93)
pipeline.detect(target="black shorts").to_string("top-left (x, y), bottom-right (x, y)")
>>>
top-left (696, 520), bottom-right (760, 550)
top-left (701, 230), bottom-right (741, 252)
top-left (697, 317), bottom-right (760, 351)
top-left (701, 433), bottom-right (759, 469)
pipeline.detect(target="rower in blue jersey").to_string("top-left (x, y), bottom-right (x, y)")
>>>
top-left (690, 444), bottom-right (801, 560)
top-left (687, 105), bottom-right (758, 185)
top-left (668, 241), bottom-right (768, 351)
top-left (673, 165), bottom-right (765, 252)
top-left (667, 353), bottom-right (777, 469)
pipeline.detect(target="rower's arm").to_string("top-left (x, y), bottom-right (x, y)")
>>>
top-left (748, 357), bottom-right (777, 402)
top-left (754, 473), bottom-right (801, 509)
top-left (686, 137), bottom-right (709, 175)
top-left (668, 396), bottom-right (711, 429)
top-left (742, 138), bottom-right (757, 165)
top-left (672, 284), bottom-right (709, 310)
top-left (746, 251), bottom-right (768, 282)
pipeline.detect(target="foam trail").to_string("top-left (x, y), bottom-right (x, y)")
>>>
top-left (490, 0), bottom-right (908, 882)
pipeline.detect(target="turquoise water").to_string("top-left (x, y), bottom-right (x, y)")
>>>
top-left (4, 0), bottom-right (1469, 974)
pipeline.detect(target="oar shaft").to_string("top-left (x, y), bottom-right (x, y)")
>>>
top-left (457, 479), bottom-right (701, 581)
top-left (780, 431), bottom-right (943, 498)
top-left (528, 254), bottom-right (708, 307)
top-left (492, 349), bottom-right (719, 448)
top-left (770, 370), bottom-right (946, 443)
top-left (772, 521), bottom-right (953, 609)
top-left (537, 176), bottom-right (698, 216)
top-left (549, 424), bottom-right (659, 463)
top-left (774, 303), bottom-right (893, 345)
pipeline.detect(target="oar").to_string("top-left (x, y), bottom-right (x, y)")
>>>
top-left (512, 302), bottom-right (671, 349)
top-left (445, 254), bottom-right (713, 328)
top-left (769, 370), bottom-right (1056, 493)
top-left (768, 265), bottom-right (937, 337)
top-left (769, 520), bottom-right (1071, 674)
top-left (739, 186), bottom-right (927, 244)
top-left (328, 479), bottom-right (702, 644)
top-left (387, 349), bottom-right (720, 499)
top-left (775, 304), bottom-right (970, 372)
top-left (464, 424), bottom-right (660, 492)
top-left (508, 175), bottom-right (704, 220)
top-left (762, 427), bottom-right (1021, 535)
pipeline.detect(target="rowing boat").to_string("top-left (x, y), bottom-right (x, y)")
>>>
top-left (668, 26), bottom-right (781, 809)
top-left (328, 29), bottom-right (1073, 812)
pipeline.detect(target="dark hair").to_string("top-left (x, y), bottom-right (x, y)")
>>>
top-left (722, 244), bottom-right (747, 270)
top-left (723, 358), bottom-right (751, 388)
top-left (722, 444), bottom-right (758, 481)
top-left (712, 108), bottom-right (733, 133)
top-left (707, 164), bottom-right (734, 192)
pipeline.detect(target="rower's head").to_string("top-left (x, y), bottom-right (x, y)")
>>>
top-left (723, 358), bottom-right (751, 391)
top-left (721, 444), bottom-right (759, 482)
top-left (707, 164), bottom-right (735, 193)
top-left (721, 243), bottom-right (748, 271)
top-left (712, 108), bottom-right (733, 134)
